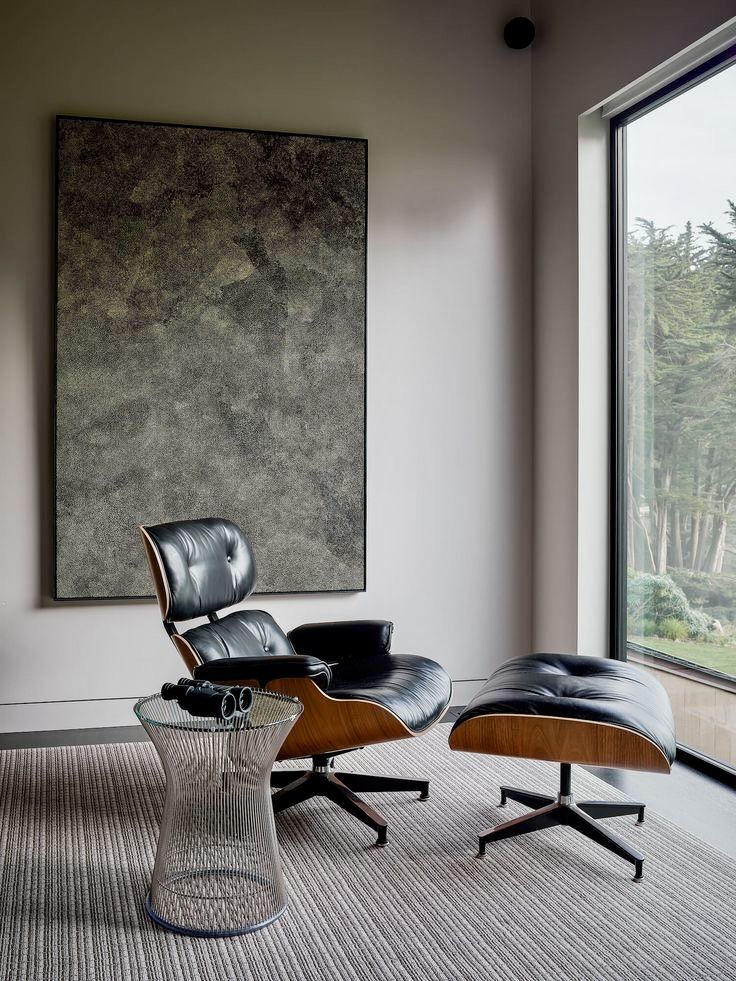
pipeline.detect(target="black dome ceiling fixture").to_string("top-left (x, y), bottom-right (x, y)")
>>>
top-left (503, 17), bottom-right (536, 50)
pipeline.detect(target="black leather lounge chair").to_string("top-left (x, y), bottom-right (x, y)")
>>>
top-left (139, 518), bottom-right (452, 846)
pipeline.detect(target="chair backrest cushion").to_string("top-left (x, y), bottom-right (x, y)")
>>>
top-left (141, 518), bottom-right (256, 621)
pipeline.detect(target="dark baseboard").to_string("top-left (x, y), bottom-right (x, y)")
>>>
top-left (676, 744), bottom-right (736, 789)
top-left (0, 724), bottom-right (148, 751)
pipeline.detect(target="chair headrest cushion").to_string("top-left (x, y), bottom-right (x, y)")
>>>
top-left (142, 518), bottom-right (256, 621)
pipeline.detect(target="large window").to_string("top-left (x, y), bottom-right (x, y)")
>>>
top-left (612, 47), bottom-right (736, 774)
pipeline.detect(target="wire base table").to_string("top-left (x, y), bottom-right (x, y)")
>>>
top-left (135, 689), bottom-right (302, 937)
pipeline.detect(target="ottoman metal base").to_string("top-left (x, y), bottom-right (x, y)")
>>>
top-left (478, 763), bottom-right (646, 881)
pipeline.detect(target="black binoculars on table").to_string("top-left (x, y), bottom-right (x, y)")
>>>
top-left (161, 679), bottom-right (254, 721)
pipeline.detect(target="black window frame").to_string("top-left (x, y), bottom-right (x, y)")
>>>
top-left (609, 44), bottom-right (736, 785)
top-left (610, 42), bottom-right (736, 661)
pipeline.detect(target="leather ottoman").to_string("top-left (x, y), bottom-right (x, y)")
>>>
top-left (449, 654), bottom-right (676, 880)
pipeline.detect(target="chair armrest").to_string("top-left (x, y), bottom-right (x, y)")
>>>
top-left (193, 655), bottom-right (331, 689)
top-left (287, 620), bottom-right (393, 662)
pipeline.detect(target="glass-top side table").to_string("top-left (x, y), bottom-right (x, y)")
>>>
top-left (135, 688), bottom-right (302, 937)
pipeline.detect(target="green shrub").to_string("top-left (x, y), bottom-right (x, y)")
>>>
top-left (627, 570), bottom-right (712, 641)
top-left (642, 619), bottom-right (659, 637)
top-left (660, 618), bottom-right (689, 641)
top-left (628, 570), bottom-right (692, 622)
top-left (684, 608), bottom-right (711, 641)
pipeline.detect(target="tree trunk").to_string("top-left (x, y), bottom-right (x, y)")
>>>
top-left (655, 465), bottom-right (672, 574)
top-left (693, 448), bottom-right (716, 571)
top-left (656, 504), bottom-right (669, 574)
top-left (671, 507), bottom-right (684, 568)
top-left (705, 515), bottom-right (727, 573)
top-left (626, 436), bottom-right (637, 569)
top-left (689, 512), bottom-right (701, 570)
top-left (716, 532), bottom-right (726, 573)
top-left (627, 473), bottom-right (656, 572)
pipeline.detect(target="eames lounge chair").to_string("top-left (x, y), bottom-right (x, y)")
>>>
top-left (139, 517), bottom-right (453, 846)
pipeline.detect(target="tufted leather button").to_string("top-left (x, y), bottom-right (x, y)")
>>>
top-left (263, 645), bottom-right (270, 652)
top-left (226, 555), bottom-right (232, 563)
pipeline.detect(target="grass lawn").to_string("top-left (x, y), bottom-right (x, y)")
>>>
top-left (629, 636), bottom-right (736, 677)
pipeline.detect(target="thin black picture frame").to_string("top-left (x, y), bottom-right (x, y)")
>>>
top-left (53, 114), bottom-right (368, 602)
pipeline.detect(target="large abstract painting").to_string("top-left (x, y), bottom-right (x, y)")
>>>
top-left (55, 116), bottom-right (366, 599)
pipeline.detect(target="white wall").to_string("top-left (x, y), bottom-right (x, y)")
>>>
top-left (530, 0), bottom-right (736, 656)
top-left (0, 0), bottom-right (533, 729)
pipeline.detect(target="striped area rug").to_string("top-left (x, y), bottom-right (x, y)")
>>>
top-left (1, 725), bottom-right (735, 980)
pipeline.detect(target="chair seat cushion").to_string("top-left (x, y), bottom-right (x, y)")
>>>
top-left (183, 609), bottom-right (294, 662)
top-left (327, 654), bottom-right (452, 733)
top-left (451, 654), bottom-right (676, 767)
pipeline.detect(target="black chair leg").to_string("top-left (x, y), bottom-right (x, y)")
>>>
top-left (271, 764), bottom-right (395, 846)
top-left (577, 800), bottom-right (646, 824)
top-left (499, 786), bottom-right (556, 809)
top-left (335, 772), bottom-right (430, 800)
top-left (272, 757), bottom-right (430, 845)
top-left (323, 776), bottom-right (389, 847)
top-left (478, 803), bottom-right (562, 856)
top-left (270, 769), bottom-right (307, 789)
top-left (271, 774), bottom-right (314, 813)
top-left (564, 805), bottom-right (645, 881)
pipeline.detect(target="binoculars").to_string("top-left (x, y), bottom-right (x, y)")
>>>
top-left (161, 679), bottom-right (253, 721)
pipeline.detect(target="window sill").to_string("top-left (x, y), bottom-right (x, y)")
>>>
top-left (627, 644), bottom-right (736, 695)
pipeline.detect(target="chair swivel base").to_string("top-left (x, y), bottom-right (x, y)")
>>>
top-left (271, 756), bottom-right (430, 847)
top-left (478, 763), bottom-right (646, 881)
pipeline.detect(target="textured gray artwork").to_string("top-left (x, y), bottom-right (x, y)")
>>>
top-left (55, 117), bottom-right (366, 599)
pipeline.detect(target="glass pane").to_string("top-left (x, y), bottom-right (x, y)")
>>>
top-left (623, 59), bottom-right (736, 768)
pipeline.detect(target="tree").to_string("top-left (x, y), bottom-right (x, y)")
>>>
top-left (626, 211), bottom-right (736, 583)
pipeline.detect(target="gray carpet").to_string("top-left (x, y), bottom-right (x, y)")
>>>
top-left (1, 726), bottom-right (735, 981)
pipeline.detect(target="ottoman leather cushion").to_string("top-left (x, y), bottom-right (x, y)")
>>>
top-left (451, 654), bottom-right (676, 768)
